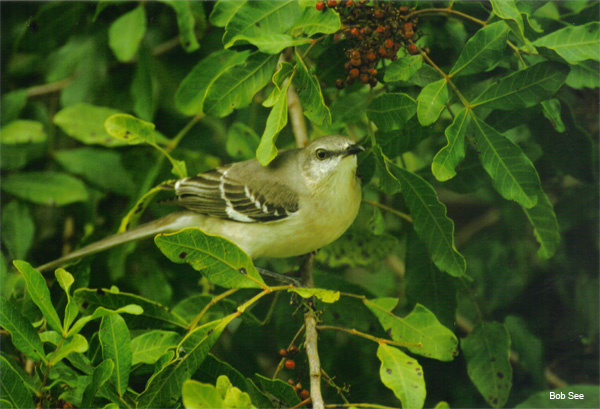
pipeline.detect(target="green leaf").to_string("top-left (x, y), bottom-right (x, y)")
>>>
top-left (533, 22), bottom-right (600, 63)
top-left (1, 120), bottom-right (46, 144)
top-left (316, 228), bottom-right (398, 268)
top-left (566, 60), bottom-right (599, 89)
top-left (155, 228), bottom-right (266, 289)
top-left (53, 103), bottom-right (125, 147)
top-left (13, 261), bottom-right (63, 334)
top-left (131, 330), bottom-right (181, 365)
top-left (490, 0), bottom-right (526, 44)
top-left (417, 78), bottom-right (449, 126)
top-left (55, 269), bottom-right (79, 332)
top-left (471, 62), bottom-right (569, 110)
top-left (137, 317), bottom-right (233, 408)
top-left (182, 379), bottom-right (223, 408)
top-left (516, 385), bottom-right (599, 408)
top-left (226, 123), bottom-right (260, 160)
top-left (2, 171), bottom-right (88, 206)
top-left (291, 5), bottom-right (340, 36)
top-left (1, 90), bottom-right (28, 126)
top-left (449, 22), bottom-right (509, 77)
top-left (175, 49), bottom-right (250, 116)
top-left (131, 46), bottom-right (157, 122)
top-left (160, 0), bottom-right (200, 52)
top-left (470, 114), bottom-right (540, 208)
top-left (2, 201), bottom-right (34, 260)
top-left (198, 354), bottom-right (272, 408)
top-left (461, 321), bottom-right (513, 408)
top-left (42, 332), bottom-right (88, 364)
top-left (54, 148), bottom-right (137, 197)
top-left (104, 113), bottom-right (156, 145)
top-left (99, 312), bottom-right (132, 397)
top-left (541, 99), bottom-right (565, 133)
top-left (81, 360), bottom-right (114, 409)
top-left (384, 55), bottom-right (423, 82)
top-left (254, 374), bottom-right (301, 407)
top-left (387, 162), bottom-right (467, 277)
top-left (366, 299), bottom-right (459, 361)
top-left (432, 107), bottom-right (470, 181)
top-left (108, 6), bottom-right (146, 62)
top-left (241, 34), bottom-right (311, 55)
top-left (223, 1), bottom-right (304, 52)
top-left (294, 50), bottom-right (331, 126)
top-left (210, 0), bottom-right (245, 27)
top-left (405, 232), bottom-right (458, 330)
top-left (0, 297), bottom-right (47, 363)
top-left (67, 304), bottom-right (143, 337)
top-left (73, 288), bottom-right (185, 331)
top-left (377, 344), bottom-right (426, 409)
top-left (0, 355), bottom-right (34, 409)
top-left (522, 189), bottom-right (560, 259)
top-left (204, 52), bottom-right (278, 118)
top-left (504, 316), bottom-right (543, 387)
top-left (257, 83), bottom-right (289, 166)
top-left (288, 288), bottom-right (340, 303)
top-left (372, 146), bottom-right (401, 195)
top-left (367, 93), bottom-right (417, 131)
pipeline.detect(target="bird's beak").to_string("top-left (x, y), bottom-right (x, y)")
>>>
top-left (343, 144), bottom-right (365, 157)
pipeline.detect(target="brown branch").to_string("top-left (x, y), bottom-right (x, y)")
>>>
top-left (26, 76), bottom-right (74, 98)
top-left (305, 311), bottom-right (325, 409)
top-left (407, 8), bottom-right (487, 27)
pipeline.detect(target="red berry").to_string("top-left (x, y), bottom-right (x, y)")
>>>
top-left (350, 50), bottom-right (360, 60)
top-left (350, 58), bottom-right (361, 66)
top-left (404, 22), bottom-right (414, 31)
top-left (378, 46), bottom-right (387, 56)
top-left (300, 389), bottom-right (310, 400)
top-left (350, 27), bottom-right (359, 37)
top-left (327, 0), bottom-right (337, 7)
top-left (285, 359), bottom-right (295, 370)
top-left (376, 26), bottom-right (385, 34)
top-left (407, 44), bottom-right (419, 55)
top-left (316, 1), bottom-right (325, 10)
top-left (279, 348), bottom-right (288, 357)
top-left (368, 68), bottom-right (377, 76)
top-left (347, 0), bottom-right (354, 6)
top-left (349, 68), bottom-right (359, 78)
top-left (374, 10), bottom-right (384, 19)
top-left (385, 39), bottom-right (394, 48)
top-left (366, 52), bottom-right (376, 61)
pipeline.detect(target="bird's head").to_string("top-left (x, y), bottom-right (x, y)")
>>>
top-left (299, 135), bottom-right (364, 185)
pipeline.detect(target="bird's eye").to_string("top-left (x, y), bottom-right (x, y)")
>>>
top-left (315, 148), bottom-right (328, 160)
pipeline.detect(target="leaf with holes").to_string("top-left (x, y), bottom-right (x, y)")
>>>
top-left (377, 344), bottom-right (426, 409)
top-left (155, 228), bottom-right (265, 289)
top-left (461, 321), bottom-right (513, 408)
top-left (365, 299), bottom-right (458, 361)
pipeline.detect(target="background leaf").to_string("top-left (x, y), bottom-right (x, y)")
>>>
top-left (1, 201), bottom-right (34, 260)
top-left (533, 22), bottom-right (600, 63)
top-left (0, 297), bottom-right (47, 362)
top-left (0, 355), bottom-right (35, 409)
top-left (2, 171), bottom-right (88, 206)
top-left (461, 321), bottom-right (513, 408)
top-left (449, 22), bottom-right (509, 77)
top-left (432, 107), bottom-right (470, 181)
top-left (367, 93), bottom-right (417, 131)
top-left (53, 103), bottom-right (125, 147)
top-left (108, 6), bottom-right (146, 62)
top-left (417, 78), bottom-right (449, 126)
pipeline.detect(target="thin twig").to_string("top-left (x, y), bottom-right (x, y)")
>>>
top-left (317, 325), bottom-right (422, 349)
top-left (363, 200), bottom-right (413, 223)
top-left (187, 288), bottom-right (239, 330)
top-left (273, 324), bottom-right (306, 379)
top-left (407, 8), bottom-right (487, 26)
top-left (26, 76), bottom-right (74, 97)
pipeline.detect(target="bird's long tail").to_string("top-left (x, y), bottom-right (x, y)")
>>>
top-left (36, 211), bottom-right (201, 273)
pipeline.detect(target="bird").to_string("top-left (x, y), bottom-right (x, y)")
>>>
top-left (37, 135), bottom-right (364, 273)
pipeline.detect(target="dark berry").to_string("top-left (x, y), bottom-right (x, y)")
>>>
top-left (378, 46), bottom-right (387, 56)
top-left (350, 50), bottom-right (360, 60)
top-left (407, 44), bottom-right (419, 55)
top-left (366, 51), bottom-right (376, 61)
top-left (344, 61), bottom-right (351, 70)
top-left (359, 73), bottom-right (369, 84)
top-left (369, 77), bottom-right (378, 87)
top-left (399, 6), bottom-right (409, 14)
top-left (335, 79), bottom-right (346, 89)
top-left (374, 10), bottom-right (384, 19)
top-left (300, 389), bottom-right (310, 400)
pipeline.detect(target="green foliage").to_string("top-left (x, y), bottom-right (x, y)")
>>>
top-left (1, 1), bottom-right (597, 408)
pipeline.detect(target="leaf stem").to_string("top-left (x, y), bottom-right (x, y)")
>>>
top-left (326, 403), bottom-right (401, 409)
top-left (187, 288), bottom-right (239, 330)
top-left (316, 325), bottom-right (423, 349)
top-left (363, 200), bottom-right (413, 223)
top-left (407, 8), bottom-right (487, 26)
top-left (166, 114), bottom-right (203, 153)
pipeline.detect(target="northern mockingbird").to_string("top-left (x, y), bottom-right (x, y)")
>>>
top-left (37, 135), bottom-right (364, 272)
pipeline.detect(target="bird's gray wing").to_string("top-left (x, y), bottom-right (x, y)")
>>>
top-left (161, 163), bottom-right (300, 223)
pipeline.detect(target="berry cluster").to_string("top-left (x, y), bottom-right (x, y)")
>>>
top-left (315, 0), bottom-right (421, 89)
top-left (279, 345), bottom-right (309, 399)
